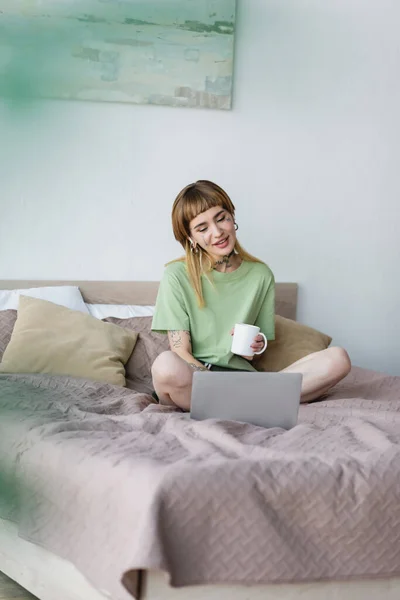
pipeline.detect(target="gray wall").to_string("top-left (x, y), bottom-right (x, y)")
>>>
top-left (1, 0), bottom-right (399, 375)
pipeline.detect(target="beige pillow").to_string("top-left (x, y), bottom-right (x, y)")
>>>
top-left (253, 315), bottom-right (332, 372)
top-left (0, 296), bottom-right (137, 386)
top-left (104, 316), bottom-right (169, 394)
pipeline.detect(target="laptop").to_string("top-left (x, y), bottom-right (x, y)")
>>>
top-left (190, 371), bottom-right (302, 429)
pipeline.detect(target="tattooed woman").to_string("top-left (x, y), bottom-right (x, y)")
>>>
top-left (151, 180), bottom-right (350, 410)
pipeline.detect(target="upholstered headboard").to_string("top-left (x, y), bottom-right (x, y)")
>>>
top-left (0, 281), bottom-right (298, 320)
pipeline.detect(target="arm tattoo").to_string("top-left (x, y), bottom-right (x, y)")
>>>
top-left (169, 330), bottom-right (183, 348)
top-left (169, 330), bottom-right (191, 349)
top-left (186, 362), bottom-right (208, 372)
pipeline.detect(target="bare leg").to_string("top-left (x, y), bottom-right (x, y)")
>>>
top-left (280, 347), bottom-right (351, 403)
top-left (151, 351), bottom-right (195, 411)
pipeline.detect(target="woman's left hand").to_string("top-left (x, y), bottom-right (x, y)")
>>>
top-left (229, 330), bottom-right (266, 360)
top-left (251, 334), bottom-right (266, 355)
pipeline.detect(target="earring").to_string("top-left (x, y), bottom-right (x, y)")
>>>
top-left (189, 238), bottom-right (199, 254)
top-left (234, 222), bottom-right (238, 231)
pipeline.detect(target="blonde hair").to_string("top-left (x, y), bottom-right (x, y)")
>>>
top-left (169, 180), bottom-right (263, 307)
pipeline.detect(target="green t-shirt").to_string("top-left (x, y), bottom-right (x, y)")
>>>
top-left (151, 260), bottom-right (275, 371)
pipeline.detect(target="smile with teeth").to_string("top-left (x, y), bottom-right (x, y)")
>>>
top-left (214, 237), bottom-right (229, 247)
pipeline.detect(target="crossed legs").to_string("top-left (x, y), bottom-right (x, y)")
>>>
top-left (151, 351), bottom-right (195, 410)
top-left (280, 346), bottom-right (351, 403)
top-left (151, 347), bottom-right (351, 411)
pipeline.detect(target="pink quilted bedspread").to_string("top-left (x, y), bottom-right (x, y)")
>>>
top-left (0, 366), bottom-right (399, 600)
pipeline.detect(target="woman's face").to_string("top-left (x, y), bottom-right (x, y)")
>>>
top-left (189, 206), bottom-right (236, 259)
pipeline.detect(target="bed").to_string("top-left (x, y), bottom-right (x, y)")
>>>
top-left (0, 280), bottom-right (400, 600)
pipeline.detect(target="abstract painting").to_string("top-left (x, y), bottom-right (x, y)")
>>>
top-left (0, 0), bottom-right (237, 110)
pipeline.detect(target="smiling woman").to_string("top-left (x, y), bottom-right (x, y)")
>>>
top-left (150, 180), bottom-right (351, 410)
top-left (169, 180), bottom-right (263, 304)
top-left (191, 207), bottom-right (234, 252)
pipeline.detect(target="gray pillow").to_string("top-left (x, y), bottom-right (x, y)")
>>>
top-left (104, 316), bottom-right (169, 394)
top-left (0, 310), bottom-right (17, 362)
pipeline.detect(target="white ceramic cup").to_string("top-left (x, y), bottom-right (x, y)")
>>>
top-left (231, 323), bottom-right (268, 357)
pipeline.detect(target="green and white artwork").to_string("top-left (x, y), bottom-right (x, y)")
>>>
top-left (0, 0), bottom-right (236, 110)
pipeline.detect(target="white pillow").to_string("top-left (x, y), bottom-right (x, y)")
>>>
top-left (86, 304), bottom-right (155, 320)
top-left (0, 286), bottom-right (89, 314)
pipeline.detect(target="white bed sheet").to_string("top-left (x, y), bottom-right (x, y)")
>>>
top-left (86, 304), bottom-right (155, 319)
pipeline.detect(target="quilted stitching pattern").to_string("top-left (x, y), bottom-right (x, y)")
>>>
top-left (1, 367), bottom-right (400, 599)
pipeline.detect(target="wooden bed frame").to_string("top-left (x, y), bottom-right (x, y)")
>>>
top-left (1, 280), bottom-right (399, 600)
